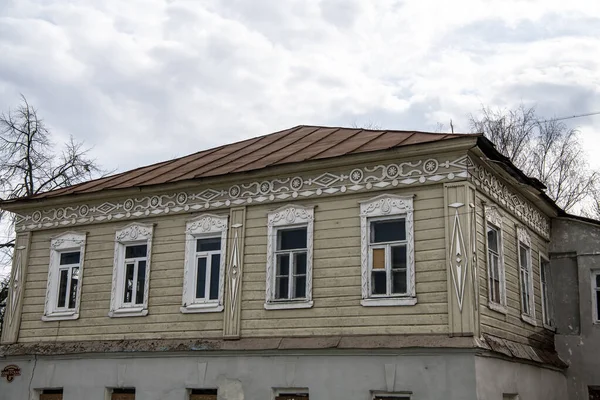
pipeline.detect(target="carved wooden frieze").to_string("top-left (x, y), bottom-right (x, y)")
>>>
top-left (14, 155), bottom-right (472, 232)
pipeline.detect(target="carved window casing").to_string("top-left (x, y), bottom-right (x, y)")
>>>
top-left (265, 205), bottom-right (314, 310)
top-left (485, 206), bottom-right (507, 313)
top-left (517, 226), bottom-right (536, 326)
top-left (181, 214), bottom-right (228, 313)
top-left (43, 232), bottom-right (86, 321)
top-left (360, 194), bottom-right (416, 307)
top-left (109, 223), bottom-right (153, 317)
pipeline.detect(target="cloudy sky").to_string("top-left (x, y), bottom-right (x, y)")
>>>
top-left (0, 0), bottom-right (599, 173)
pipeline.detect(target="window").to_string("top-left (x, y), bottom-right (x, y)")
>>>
top-left (373, 395), bottom-right (410, 400)
top-left (485, 207), bottom-right (506, 313)
top-left (589, 386), bottom-right (600, 400)
top-left (265, 205), bottom-right (314, 310)
top-left (503, 395), bottom-right (519, 400)
top-left (273, 389), bottom-right (309, 400)
top-left (517, 227), bottom-right (535, 325)
top-left (189, 389), bottom-right (217, 400)
top-left (181, 214), bottom-right (228, 313)
top-left (540, 254), bottom-right (554, 328)
top-left (110, 388), bottom-right (135, 400)
top-left (360, 194), bottom-right (415, 306)
top-left (43, 232), bottom-right (86, 321)
top-left (592, 271), bottom-right (600, 323)
top-left (109, 223), bottom-right (153, 317)
top-left (40, 389), bottom-right (63, 400)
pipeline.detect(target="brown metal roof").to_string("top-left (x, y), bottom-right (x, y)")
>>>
top-left (17, 125), bottom-right (480, 201)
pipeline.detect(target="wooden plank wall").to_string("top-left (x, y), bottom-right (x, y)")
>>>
top-left (475, 191), bottom-right (552, 347)
top-left (18, 185), bottom-right (450, 342)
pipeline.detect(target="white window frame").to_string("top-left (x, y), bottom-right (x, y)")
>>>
top-left (592, 270), bottom-right (600, 324)
top-left (181, 214), bottom-right (228, 313)
top-left (265, 204), bottom-right (314, 310)
top-left (517, 226), bottom-right (536, 326)
top-left (272, 388), bottom-right (309, 400)
top-left (109, 222), bottom-right (153, 318)
top-left (485, 206), bottom-right (507, 313)
top-left (539, 253), bottom-right (554, 329)
top-left (360, 194), bottom-right (416, 307)
top-left (43, 232), bottom-right (86, 321)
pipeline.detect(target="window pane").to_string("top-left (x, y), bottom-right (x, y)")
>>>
top-left (57, 269), bottom-right (68, 308)
top-left (278, 228), bottom-right (307, 250)
top-left (60, 251), bottom-right (80, 265)
top-left (392, 269), bottom-right (407, 294)
top-left (391, 245), bottom-right (407, 269)
top-left (372, 248), bottom-right (385, 270)
top-left (209, 254), bottom-right (220, 300)
top-left (487, 226), bottom-right (499, 253)
top-left (68, 267), bottom-right (79, 309)
top-left (541, 260), bottom-right (547, 283)
top-left (372, 270), bottom-right (386, 295)
top-left (196, 257), bottom-right (207, 299)
top-left (521, 269), bottom-right (529, 313)
top-left (295, 253), bottom-right (307, 275)
top-left (519, 245), bottom-right (529, 269)
top-left (276, 277), bottom-right (289, 299)
top-left (371, 219), bottom-right (406, 243)
top-left (596, 291), bottom-right (600, 321)
top-left (277, 254), bottom-right (290, 276)
top-left (135, 260), bottom-right (146, 305)
top-left (596, 274), bottom-right (600, 289)
top-left (294, 276), bottom-right (306, 298)
top-left (125, 244), bottom-right (147, 259)
top-left (124, 263), bottom-right (134, 303)
top-left (197, 237), bottom-right (221, 252)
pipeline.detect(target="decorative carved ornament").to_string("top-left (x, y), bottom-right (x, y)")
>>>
top-left (182, 214), bottom-right (228, 312)
top-left (449, 203), bottom-right (468, 311)
top-left (7, 246), bottom-right (24, 328)
top-left (265, 204), bottom-right (315, 306)
top-left (485, 206), bottom-right (503, 228)
top-left (228, 226), bottom-right (242, 316)
top-left (1, 364), bottom-right (21, 382)
top-left (14, 155), bottom-right (471, 232)
top-left (516, 226), bottom-right (531, 247)
top-left (359, 194), bottom-right (415, 301)
top-left (471, 164), bottom-right (549, 239)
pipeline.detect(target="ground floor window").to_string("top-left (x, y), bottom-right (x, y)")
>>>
top-left (190, 388), bottom-right (218, 400)
top-left (502, 394), bottom-right (519, 400)
top-left (372, 392), bottom-right (410, 400)
top-left (110, 388), bottom-right (135, 400)
top-left (274, 388), bottom-right (309, 400)
top-left (589, 386), bottom-right (600, 400)
top-left (40, 389), bottom-right (63, 400)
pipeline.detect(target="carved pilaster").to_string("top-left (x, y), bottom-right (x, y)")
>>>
top-left (1, 232), bottom-right (32, 344)
top-left (223, 207), bottom-right (246, 339)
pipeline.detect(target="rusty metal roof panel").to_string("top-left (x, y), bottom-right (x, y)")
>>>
top-left (15, 125), bottom-right (477, 201)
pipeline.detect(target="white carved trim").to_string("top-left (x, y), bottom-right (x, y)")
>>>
top-left (359, 194), bottom-right (416, 304)
top-left (15, 155), bottom-right (472, 232)
top-left (449, 203), bottom-right (468, 311)
top-left (484, 206), bottom-right (507, 309)
top-left (228, 226), bottom-right (243, 316)
top-left (516, 226), bottom-right (532, 247)
top-left (43, 231), bottom-right (87, 321)
top-left (265, 204), bottom-right (314, 309)
top-left (181, 214), bottom-right (228, 313)
top-left (109, 222), bottom-right (153, 317)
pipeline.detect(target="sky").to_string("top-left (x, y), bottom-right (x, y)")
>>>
top-left (0, 0), bottom-right (600, 277)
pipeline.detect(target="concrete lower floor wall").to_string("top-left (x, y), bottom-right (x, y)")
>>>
top-left (556, 335), bottom-right (600, 400)
top-left (475, 356), bottom-right (568, 400)
top-left (0, 351), bottom-right (565, 400)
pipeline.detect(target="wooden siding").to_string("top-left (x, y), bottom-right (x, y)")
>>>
top-left (475, 190), bottom-right (552, 347)
top-left (240, 185), bottom-right (449, 337)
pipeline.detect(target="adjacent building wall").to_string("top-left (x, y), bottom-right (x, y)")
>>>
top-left (551, 218), bottom-right (600, 400)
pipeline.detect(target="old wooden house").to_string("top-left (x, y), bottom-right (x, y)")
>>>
top-left (0, 126), bottom-right (567, 399)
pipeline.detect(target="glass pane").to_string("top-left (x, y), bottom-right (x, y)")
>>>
top-left (487, 226), bottom-right (498, 253)
top-left (196, 257), bottom-right (207, 299)
top-left (135, 260), bottom-right (146, 305)
top-left (278, 228), bottom-right (307, 250)
top-left (294, 276), bottom-right (306, 298)
top-left (597, 291), bottom-right (600, 321)
top-left (124, 263), bottom-right (134, 303)
top-left (371, 219), bottom-right (406, 243)
top-left (276, 277), bottom-right (289, 299)
top-left (519, 245), bottom-right (529, 269)
top-left (68, 267), bottom-right (79, 309)
top-left (125, 244), bottom-right (147, 259)
top-left (392, 269), bottom-right (407, 294)
top-left (596, 274), bottom-right (600, 289)
top-left (392, 245), bottom-right (407, 269)
top-left (276, 254), bottom-right (290, 276)
top-left (60, 251), bottom-right (80, 265)
top-left (57, 269), bottom-right (68, 308)
top-left (209, 254), bottom-right (220, 300)
top-left (372, 248), bottom-right (385, 270)
top-left (372, 270), bottom-right (386, 295)
top-left (491, 277), bottom-right (500, 303)
top-left (295, 253), bottom-right (307, 275)
top-left (521, 270), bottom-right (529, 313)
top-left (197, 237), bottom-right (221, 252)
top-left (491, 255), bottom-right (499, 279)
top-left (541, 261), bottom-right (547, 283)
